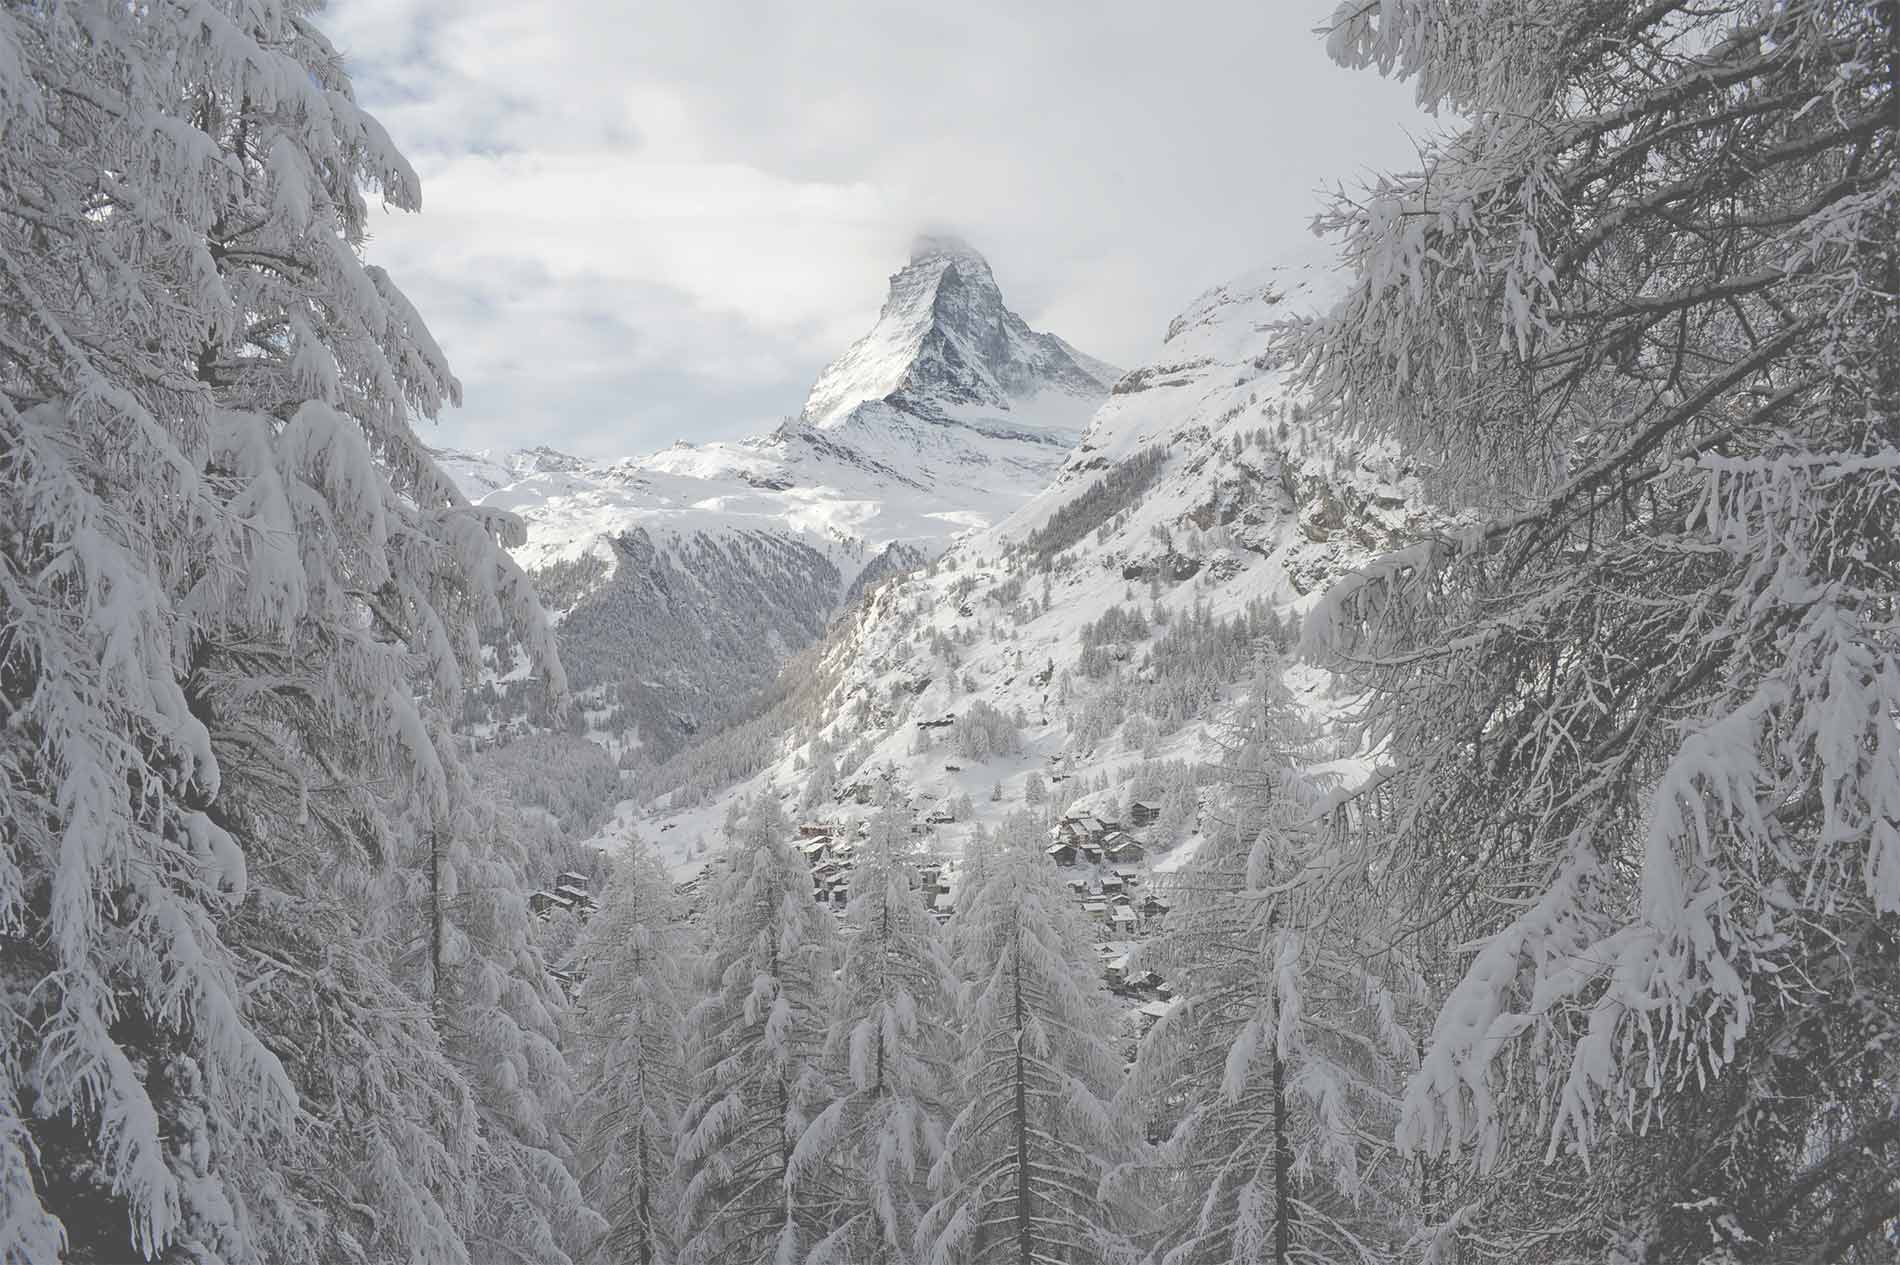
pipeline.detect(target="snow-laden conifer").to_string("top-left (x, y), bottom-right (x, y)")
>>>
top-left (675, 793), bottom-right (837, 1265)
top-left (421, 789), bottom-right (601, 1265)
top-left (572, 840), bottom-right (692, 1265)
top-left (919, 812), bottom-right (1135, 1265)
top-left (0, 2), bottom-right (561, 1258)
top-left (793, 789), bottom-right (958, 1265)
top-left (1122, 660), bottom-right (1416, 1265)
top-left (1298, 1), bottom-right (1900, 1257)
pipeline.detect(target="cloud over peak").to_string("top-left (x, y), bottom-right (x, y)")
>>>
top-left (325, 0), bottom-right (1432, 459)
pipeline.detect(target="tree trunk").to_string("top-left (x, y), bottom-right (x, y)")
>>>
top-left (1274, 1048), bottom-right (1290, 1265)
top-left (1014, 927), bottom-right (1032, 1265)
top-left (430, 828), bottom-right (446, 1016)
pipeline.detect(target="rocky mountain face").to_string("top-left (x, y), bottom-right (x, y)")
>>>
top-left (442, 240), bottom-right (1117, 762)
top-left (597, 260), bottom-right (1441, 875)
top-left (802, 235), bottom-right (1118, 428)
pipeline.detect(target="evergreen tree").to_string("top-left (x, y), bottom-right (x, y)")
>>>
top-left (920, 813), bottom-right (1134, 1265)
top-left (1122, 660), bottom-right (1416, 1265)
top-left (572, 841), bottom-right (691, 1265)
top-left (675, 793), bottom-right (837, 1265)
top-left (803, 745), bottom-right (837, 811)
top-left (419, 790), bottom-right (600, 1265)
top-left (1300, 1), bottom-right (1900, 1259)
top-left (794, 789), bottom-right (959, 1264)
top-left (0, 2), bottom-right (559, 1260)
top-left (1023, 773), bottom-right (1046, 807)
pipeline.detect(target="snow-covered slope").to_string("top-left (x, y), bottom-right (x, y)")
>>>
top-left (443, 240), bottom-right (1118, 759)
top-left (602, 260), bottom-right (1441, 873)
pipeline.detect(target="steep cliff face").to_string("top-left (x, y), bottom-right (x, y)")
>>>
top-left (801, 235), bottom-right (1117, 429)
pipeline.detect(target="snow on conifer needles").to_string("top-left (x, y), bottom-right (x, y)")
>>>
top-left (1291, 1), bottom-right (1900, 1258)
top-left (2, 3), bottom-right (566, 1261)
top-left (5, 1), bottom-right (1897, 1264)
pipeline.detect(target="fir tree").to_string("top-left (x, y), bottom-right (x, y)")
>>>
top-left (1122, 660), bottom-right (1416, 1265)
top-left (675, 794), bottom-right (837, 1265)
top-left (572, 841), bottom-right (691, 1265)
top-left (920, 812), bottom-right (1135, 1265)
top-left (1300, 1), bottom-right (1900, 1258)
top-left (794, 789), bottom-right (959, 1264)
top-left (0, 2), bottom-right (558, 1259)
top-left (420, 791), bottom-right (600, 1265)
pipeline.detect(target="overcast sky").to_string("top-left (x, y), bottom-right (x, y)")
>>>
top-left (324, 0), bottom-right (1438, 461)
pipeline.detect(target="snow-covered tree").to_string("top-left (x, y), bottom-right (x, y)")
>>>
top-left (675, 793), bottom-right (837, 1265)
top-left (572, 841), bottom-right (691, 1265)
top-left (1298, 1), bottom-right (1900, 1259)
top-left (951, 700), bottom-right (1022, 761)
top-left (416, 789), bottom-right (599, 1265)
top-left (0, 2), bottom-right (562, 1259)
top-left (793, 789), bottom-right (959, 1264)
top-left (803, 740), bottom-right (837, 810)
top-left (1122, 660), bottom-right (1417, 1265)
top-left (920, 812), bottom-right (1135, 1265)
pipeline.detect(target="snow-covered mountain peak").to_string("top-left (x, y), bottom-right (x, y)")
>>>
top-left (799, 237), bottom-right (1118, 430)
top-left (908, 231), bottom-right (991, 269)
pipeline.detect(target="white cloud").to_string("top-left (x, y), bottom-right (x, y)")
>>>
top-left (325, 0), bottom-right (1437, 459)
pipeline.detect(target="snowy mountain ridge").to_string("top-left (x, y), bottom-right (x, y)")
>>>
top-left (604, 258), bottom-right (1440, 872)
top-left (440, 241), bottom-right (1119, 760)
top-left (435, 237), bottom-right (1118, 590)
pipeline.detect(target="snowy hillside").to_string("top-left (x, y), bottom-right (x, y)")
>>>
top-left (602, 260), bottom-right (1439, 871)
top-left (440, 240), bottom-right (1118, 758)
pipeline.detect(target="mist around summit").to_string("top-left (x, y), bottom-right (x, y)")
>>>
top-left (5, 5), bottom-right (1896, 1265)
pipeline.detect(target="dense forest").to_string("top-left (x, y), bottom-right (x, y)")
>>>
top-left (1, 1), bottom-right (1894, 1264)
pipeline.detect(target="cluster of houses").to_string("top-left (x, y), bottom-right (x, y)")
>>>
top-left (1046, 805), bottom-right (1169, 935)
top-left (917, 862), bottom-right (954, 921)
top-left (799, 824), bottom-right (858, 912)
top-left (1066, 868), bottom-right (1171, 934)
top-left (797, 822), bottom-right (959, 921)
top-left (1046, 802), bottom-right (1157, 869)
top-left (1092, 943), bottom-right (1181, 1034)
top-left (1046, 805), bottom-right (1183, 1034)
top-left (528, 870), bottom-right (598, 919)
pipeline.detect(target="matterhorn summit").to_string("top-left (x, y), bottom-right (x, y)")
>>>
top-left (801, 234), bottom-right (1119, 429)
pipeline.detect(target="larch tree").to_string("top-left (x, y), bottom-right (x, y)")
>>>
top-left (0, 1), bottom-right (562, 1261)
top-left (571, 840), bottom-right (692, 1265)
top-left (793, 788), bottom-right (959, 1265)
top-left (675, 792), bottom-right (837, 1265)
top-left (1296, 1), bottom-right (1900, 1260)
top-left (417, 788), bottom-right (600, 1265)
top-left (919, 812), bottom-right (1135, 1265)
top-left (1121, 659), bottom-right (1417, 1265)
